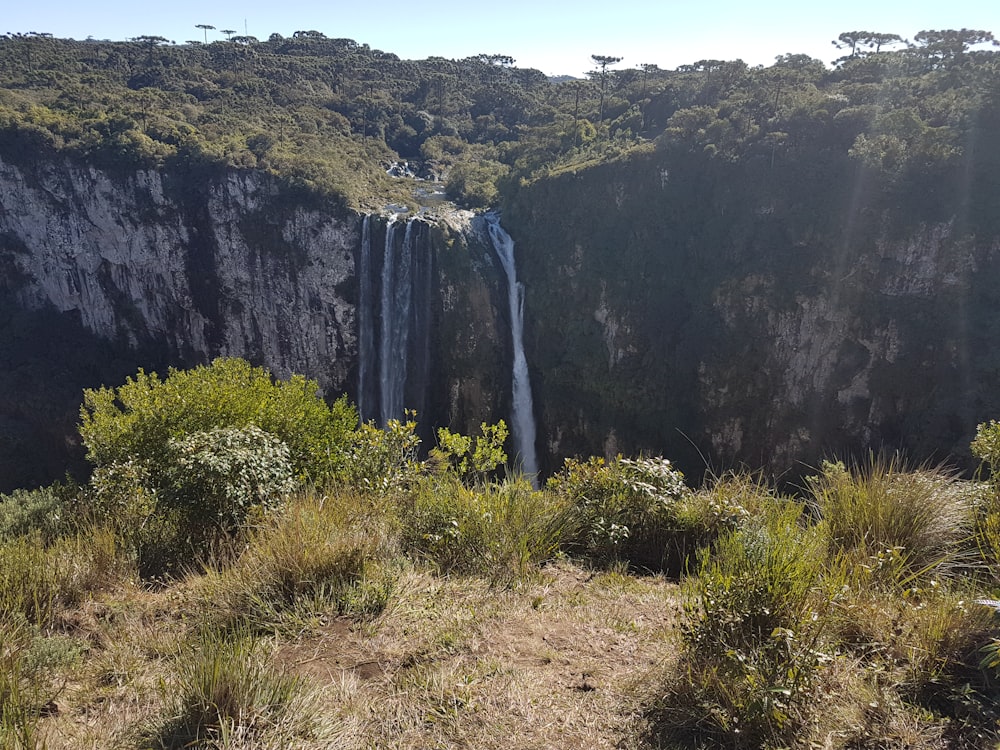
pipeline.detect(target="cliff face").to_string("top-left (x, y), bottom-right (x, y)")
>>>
top-left (5, 147), bottom-right (998, 491)
top-left (0, 158), bottom-right (357, 389)
top-left (506, 150), bottom-right (1000, 478)
top-left (0, 157), bottom-right (508, 490)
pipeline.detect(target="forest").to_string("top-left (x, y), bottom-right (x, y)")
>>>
top-left (0, 28), bottom-right (997, 217)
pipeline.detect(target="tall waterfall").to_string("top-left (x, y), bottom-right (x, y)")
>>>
top-left (357, 215), bottom-right (432, 427)
top-left (486, 214), bottom-right (539, 481)
top-left (357, 215), bottom-right (375, 422)
top-left (379, 218), bottom-right (404, 425)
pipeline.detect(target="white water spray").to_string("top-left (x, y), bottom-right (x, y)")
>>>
top-left (486, 214), bottom-right (539, 482)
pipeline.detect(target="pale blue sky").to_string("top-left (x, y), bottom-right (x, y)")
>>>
top-left (4, 0), bottom-right (997, 75)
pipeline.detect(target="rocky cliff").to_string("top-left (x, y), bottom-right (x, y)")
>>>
top-left (0, 156), bottom-right (508, 490)
top-left (506, 148), bottom-right (1000, 480)
top-left (4, 145), bottom-right (999, 491)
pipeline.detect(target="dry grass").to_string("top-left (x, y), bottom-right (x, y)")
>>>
top-left (10, 466), bottom-right (1000, 750)
top-left (30, 560), bottom-right (680, 749)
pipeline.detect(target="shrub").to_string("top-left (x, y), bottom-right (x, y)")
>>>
top-left (430, 420), bottom-right (508, 485)
top-left (547, 455), bottom-right (689, 567)
top-left (972, 420), bottom-right (1000, 471)
top-left (79, 357), bottom-right (356, 484)
top-left (659, 506), bottom-right (833, 747)
top-left (78, 359), bottom-right (356, 573)
top-left (0, 485), bottom-right (69, 543)
top-left (339, 417), bottom-right (422, 496)
top-left (403, 476), bottom-right (574, 583)
top-left (166, 426), bottom-right (297, 533)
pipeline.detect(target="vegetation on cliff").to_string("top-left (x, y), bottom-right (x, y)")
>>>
top-left (4, 360), bottom-right (1000, 747)
top-left (0, 29), bottom-right (996, 211)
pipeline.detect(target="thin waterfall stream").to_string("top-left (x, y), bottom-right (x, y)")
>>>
top-left (486, 214), bottom-right (539, 482)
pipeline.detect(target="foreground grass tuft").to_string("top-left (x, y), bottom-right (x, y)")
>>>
top-left (147, 628), bottom-right (327, 749)
top-left (196, 491), bottom-right (397, 632)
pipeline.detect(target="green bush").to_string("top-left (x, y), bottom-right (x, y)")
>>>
top-left (339, 417), bottom-right (422, 496)
top-left (79, 357), bottom-right (356, 484)
top-left (430, 420), bottom-right (508, 486)
top-left (166, 426), bottom-right (296, 532)
top-left (972, 420), bottom-right (1000, 471)
top-left (661, 506), bottom-right (833, 747)
top-left (547, 455), bottom-right (689, 567)
top-left (403, 476), bottom-right (573, 583)
top-left (0, 485), bottom-right (69, 542)
top-left (78, 358), bottom-right (356, 573)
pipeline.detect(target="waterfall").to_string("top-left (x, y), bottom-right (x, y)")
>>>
top-left (357, 215), bottom-right (431, 427)
top-left (379, 218), bottom-right (403, 425)
top-left (357, 215), bottom-right (375, 422)
top-left (486, 214), bottom-right (539, 481)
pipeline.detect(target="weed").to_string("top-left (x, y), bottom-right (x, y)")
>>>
top-left (1, 614), bottom-right (41, 750)
top-left (0, 526), bottom-right (129, 627)
top-left (659, 506), bottom-right (834, 747)
top-left (197, 491), bottom-right (396, 631)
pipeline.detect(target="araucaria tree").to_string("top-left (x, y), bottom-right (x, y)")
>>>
top-left (590, 54), bottom-right (622, 125)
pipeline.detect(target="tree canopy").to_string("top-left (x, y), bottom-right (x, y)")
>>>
top-left (0, 29), bottom-right (996, 210)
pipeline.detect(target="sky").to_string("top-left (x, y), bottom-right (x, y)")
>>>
top-left (4, 0), bottom-right (998, 76)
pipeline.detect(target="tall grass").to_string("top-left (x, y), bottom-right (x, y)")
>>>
top-left (656, 503), bottom-right (832, 747)
top-left (0, 615), bottom-right (41, 750)
top-left (0, 526), bottom-right (129, 628)
top-left (403, 476), bottom-right (574, 583)
top-left (808, 457), bottom-right (974, 584)
top-left (197, 491), bottom-right (396, 630)
top-left (148, 628), bottom-right (327, 749)
top-left (653, 457), bottom-right (1000, 748)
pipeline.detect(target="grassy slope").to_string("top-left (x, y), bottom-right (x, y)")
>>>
top-left (34, 562), bottom-right (679, 749)
top-left (6, 456), bottom-right (1000, 749)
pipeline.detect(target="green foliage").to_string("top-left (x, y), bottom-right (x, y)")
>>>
top-left (547, 455), bottom-right (689, 566)
top-left (972, 420), bottom-right (1000, 470)
top-left (340, 417), bottom-right (422, 496)
top-left (78, 358), bottom-right (356, 573)
top-left (165, 425), bottom-right (296, 533)
top-left (431, 420), bottom-right (508, 485)
top-left (665, 509), bottom-right (831, 746)
top-left (0, 485), bottom-right (69, 542)
top-left (0, 28), bottom-right (996, 217)
top-left (403, 476), bottom-right (573, 583)
top-left (79, 358), bottom-right (355, 484)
